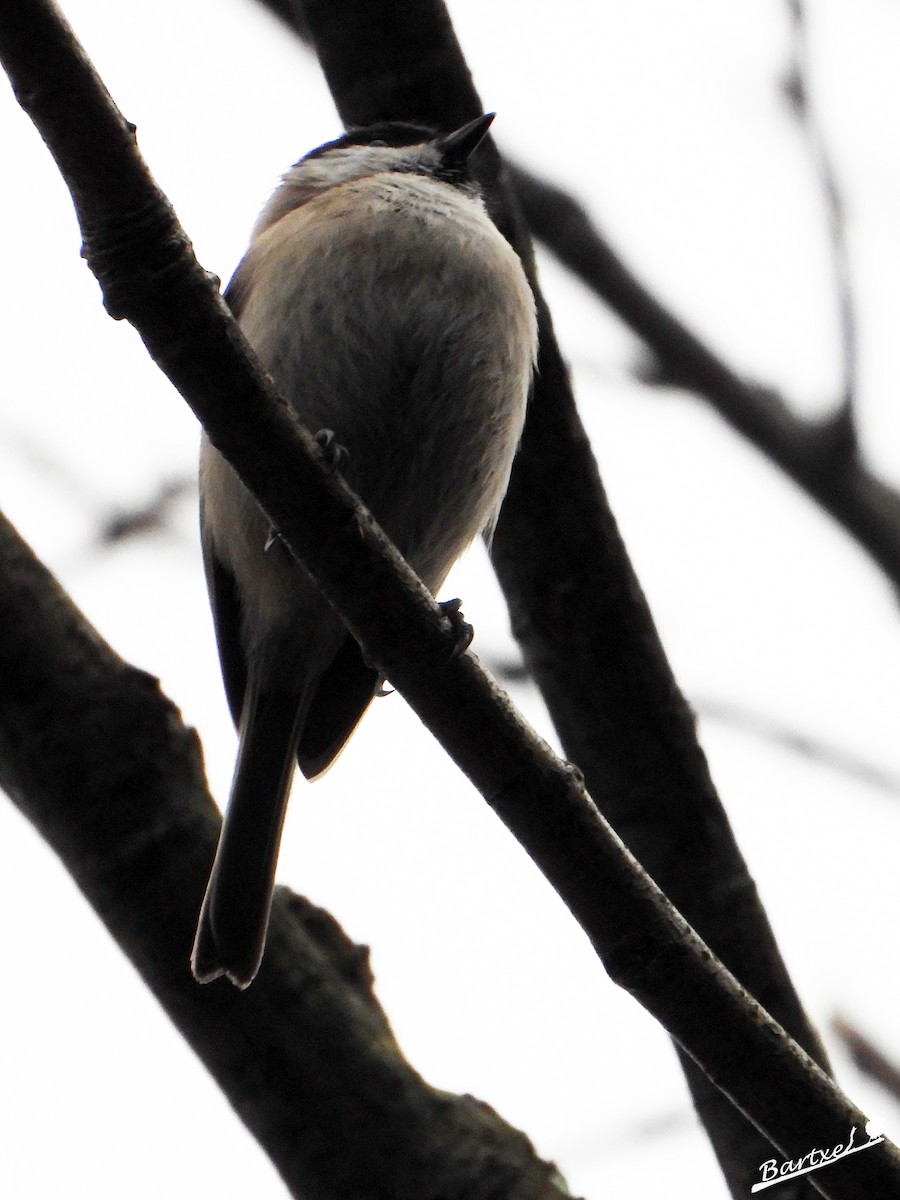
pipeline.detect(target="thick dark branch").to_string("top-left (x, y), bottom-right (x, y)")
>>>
top-left (510, 164), bottom-right (900, 594)
top-left (1, 2), bottom-right (897, 1197)
top-left (246, 0), bottom-right (900, 596)
top-left (254, 0), bottom-right (311, 39)
top-left (0, 509), bottom-right (567, 1200)
top-left (294, 0), bottom-right (857, 1193)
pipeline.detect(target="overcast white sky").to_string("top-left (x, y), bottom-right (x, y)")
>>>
top-left (2, 1), bottom-right (900, 1197)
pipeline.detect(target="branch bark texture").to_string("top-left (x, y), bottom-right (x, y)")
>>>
top-left (231, 0), bottom-right (877, 1190)
top-left (294, 0), bottom-right (855, 1194)
top-left (1, 1), bottom-right (898, 1197)
top-left (0, 507), bottom-right (568, 1200)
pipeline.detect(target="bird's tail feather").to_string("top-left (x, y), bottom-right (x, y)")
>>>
top-left (192, 681), bottom-right (309, 988)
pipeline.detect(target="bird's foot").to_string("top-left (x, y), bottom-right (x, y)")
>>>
top-left (314, 428), bottom-right (349, 473)
top-left (440, 598), bottom-right (474, 658)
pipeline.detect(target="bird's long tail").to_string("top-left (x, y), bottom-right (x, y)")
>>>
top-left (192, 681), bottom-right (309, 988)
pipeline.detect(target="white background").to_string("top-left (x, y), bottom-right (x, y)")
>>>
top-left (1, 0), bottom-right (900, 1195)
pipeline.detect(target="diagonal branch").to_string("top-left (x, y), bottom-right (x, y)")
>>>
top-left (98, 475), bottom-right (193, 545)
top-left (508, 163), bottom-right (900, 596)
top-left (697, 697), bottom-right (900, 799)
top-left (230, 6), bottom-right (877, 1190)
top-left (0, 1), bottom-right (897, 1197)
top-left (293, 0), bottom-right (856, 1193)
top-left (246, 0), bottom-right (900, 598)
top-left (0, 507), bottom-right (569, 1200)
top-left (488, 658), bottom-right (900, 800)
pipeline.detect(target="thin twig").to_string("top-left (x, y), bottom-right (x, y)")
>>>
top-left (98, 476), bottom-right (193, 545)
top-left (697, 698), bottom-right (900, 799)
top-left (488, 661), bottom-right (900, 800)
top-left (785, 0), bottom-right (858, 436)
top-left (1, 431), bottom-right (192, 546)
top-left (833, 1016), bottom-right (900, 1106)
top-left (509, 163), bottom-right (900, 598)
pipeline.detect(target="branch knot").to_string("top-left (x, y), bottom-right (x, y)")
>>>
top-left (80, 195), bottom-right (195, 321)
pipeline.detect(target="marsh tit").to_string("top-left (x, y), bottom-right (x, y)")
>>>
top-left (193, 113), bottom-right (537, 988)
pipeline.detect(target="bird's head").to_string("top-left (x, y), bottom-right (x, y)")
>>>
top-left (252, 113), bottom-right (495, 236)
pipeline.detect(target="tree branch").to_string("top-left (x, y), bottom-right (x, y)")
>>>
top-left (508, 162), bottom-right (900, 596)
top-left (488, 659), bottom-right (900, 800)
top-left (291, 0), bottom-right (862, 1191)
top-left (785, 0), bottom-right (858, 433)
top-left (98, 475), bottom-right (193, 545)
top-left (1, 1), bottom-right (897, 1197)
top-left (0, 507), bottom-right (569, 1200)
top-left (697, 697), bottom-right (900, 799)
top-left (233, 4), bottom-right (862, 1188)
top-left (833, 1016), bottom-right (900, 1106)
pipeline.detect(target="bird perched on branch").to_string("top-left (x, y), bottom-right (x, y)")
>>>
top-left (193, 113), bottom-right (537, 988)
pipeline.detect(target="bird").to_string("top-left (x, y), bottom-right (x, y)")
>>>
top-left (192, 112), bottom-right (537, 988)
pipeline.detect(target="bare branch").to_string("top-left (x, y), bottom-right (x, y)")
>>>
top-left (509, 163), bottom-right (900, 597)
top-left (288, 1), bottom-right (843, 1189)
top-left (0, 431), bottom-right (191, 549)
top-left (1, 1), bottom-right (896, 1196)
top-left (98, 475), bottom-right (193, 545)
top-left (487, 662), bottom-right (900, 800)
top-left (249, 0), bottom-right (900, 598)
top-left (785, 0), bottom-right (858, 433)
top-left (833, 1016), bottom-right (900, 1106)
top-left (698, 698), bottom-right (900, 799)
top-left (0, 507), bottom-right (570, 1200)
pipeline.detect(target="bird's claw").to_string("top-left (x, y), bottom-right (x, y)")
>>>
top-left (314, 428), bottom-right (349, 473)
top-left (440, 597), bottom-right (474, 659)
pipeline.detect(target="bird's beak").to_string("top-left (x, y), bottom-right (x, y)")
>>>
top-left (435, 112), bottom-right (496, 166)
